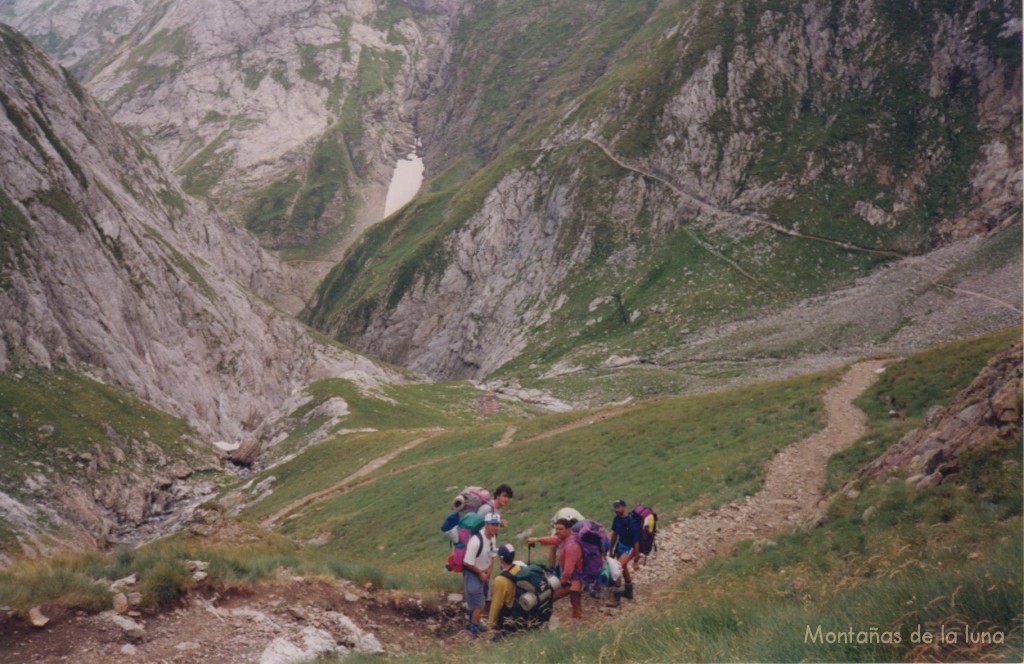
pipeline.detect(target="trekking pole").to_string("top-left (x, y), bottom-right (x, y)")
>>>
top-left (527, 542), bottom-right (534, 565)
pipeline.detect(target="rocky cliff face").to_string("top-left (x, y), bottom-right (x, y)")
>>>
top-left (0, 24), bottom-right (399, 444)
top-left (0, 0), bottom-right (159, 79)
top-left (309, 0), bottom-right (1022, 385)
top-left (77, 0), bottom-right (459, 252)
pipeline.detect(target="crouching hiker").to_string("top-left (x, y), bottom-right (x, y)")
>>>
top-left (487, 543), bottom-right (521, 636)
top-left (463, 512), bottom-right (501, 635)
top-left (489, 543), bottom-right (560, 640)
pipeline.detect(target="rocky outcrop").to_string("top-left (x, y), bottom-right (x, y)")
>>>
top-left (80, 0), bottom-right (458, 248)
top-left (0, 25), bottom-right (401, 445)
top-left (852, 342), bottom-right (1022, 489)
top-left (358, 169), bottom-right (581, 377)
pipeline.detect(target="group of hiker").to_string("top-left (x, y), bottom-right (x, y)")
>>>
top-left (441, 484), bottom-right (657, 639)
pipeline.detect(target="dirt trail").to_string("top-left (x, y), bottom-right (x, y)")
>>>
top-left (262, 428), bottom-right (446, 528)
top-left (548, 359), bottom-right (888, 627)
top-left (581, 137), bottom-right (905, 260)
top-left (2, 362), bottom-right (887, 661)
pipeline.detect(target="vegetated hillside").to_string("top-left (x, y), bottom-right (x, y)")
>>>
top-left (0, 329), bottom-right (1017, 662)
top-left (0, 24), bottom-right (399, 444)
top-left (306, 0), bottom-right (1022, 391)
top-left (73, 0), bottom-right (461, 257)
top-left (0, 369), bottom-right (221, 562)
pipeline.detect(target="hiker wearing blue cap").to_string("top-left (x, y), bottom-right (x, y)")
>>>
top-left (609, 499), bottom-right (639, 601)
top-left (463, 511), bottom-right (501, 635)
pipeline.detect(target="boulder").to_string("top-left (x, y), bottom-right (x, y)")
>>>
top-left (110, 614), bottom-right (145, 642)
top-left (29, 606), bottom-right (49, 628)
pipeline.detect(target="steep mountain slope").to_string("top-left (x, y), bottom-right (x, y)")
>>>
top-left (0, 0), bottom-right (159, 79)
top-left (306, 0), bottom-right (1022, 387)
top-left (0, 24), bottom-right (399, 446)
top-left (77, 0), bottom-right (460, 260)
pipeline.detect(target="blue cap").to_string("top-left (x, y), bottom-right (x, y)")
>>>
top-left (498, 543), bottom-right (515, 563)
top-left (485, 513), bottom-right (501, 525)
top-left (612, 499), bottom-right (627, 508)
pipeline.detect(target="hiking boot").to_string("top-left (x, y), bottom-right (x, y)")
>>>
top-left (605, 589), bottom-right (622, 607)
top-left (623, 583), bottom-right (634, 600)
top-left (467, 622), bottom-right (481, 636)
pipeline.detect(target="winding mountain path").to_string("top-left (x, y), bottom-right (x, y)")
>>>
top-left (581, 136), bottom-right (906, 260)
top-left (551, 359), bottom-right (889, 626)
top-left (261, 428), bottom-right (447, 529)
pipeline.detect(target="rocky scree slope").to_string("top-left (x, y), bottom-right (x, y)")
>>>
top-left (307, 0), bottom-right (1022, 385)
top-left (0, 24), bottom-right (399, 445)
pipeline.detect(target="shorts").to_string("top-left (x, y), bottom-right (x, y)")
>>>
top-left (615, 541), bottom-right (635, 559)
top-left (463, 571), bottom-right (487, 609)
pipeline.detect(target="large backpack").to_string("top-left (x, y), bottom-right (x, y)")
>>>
top-left (451, 486), bottom-right (493, 514)
top-left (570, 519), bottom-right (609, 585)
top-left (496, 564), bottom-right (558, 632)
top-left (441, 486), bottom-right (495, 545)
top-left (444, 512), bottom-right (485, 573)
top-left (630, 504), bottom-right (658, 557)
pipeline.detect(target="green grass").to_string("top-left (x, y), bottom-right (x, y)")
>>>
top-left (242, 173), bottom-right (301, 237)
top-left (252, 368), bottom-right (835, 587)
top-left (824, 327), bottom-right (1021, 492)
top-left (0, 368), bottom-right (201, 500)
top-left (177, 129), bottom-right (234, 198)
top-left (2, 334), bottom-right (1018, 664)
top-left (0, 184), bottom-right (31, 279)
top-left (389, 332), bottom-right (1023, 663)
top-left (113, 27), bottom-right (192, 100)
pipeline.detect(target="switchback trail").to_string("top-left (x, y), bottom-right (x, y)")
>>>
top-left (547, 359), bottom-right (889, 627)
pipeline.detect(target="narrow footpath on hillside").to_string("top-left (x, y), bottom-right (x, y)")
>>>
top-left (581, 136), bottom-right (905, 260)
top-left (1, 362), bottom-right (886, 662)
top-left (545, 359), bottom-right (888, 629)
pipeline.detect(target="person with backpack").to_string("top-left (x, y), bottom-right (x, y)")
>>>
top-left (476, 483), bottom-right (513, 527)
top-left (609, 499), bottom-right (640, 600)
top-left (526, 510), bottom-right (580, 570)
top-left (463, 512), bottom-right (501, 635)
top-left (548, 517), bottom-right (584, 620)
top-left (487, 543), bottom-right (522, 634)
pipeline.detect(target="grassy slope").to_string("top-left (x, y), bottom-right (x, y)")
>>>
top-left (0, 368), bottom-right (212, 558)
top-left (1, 329), bottom-right (1018, 663)
top-left (262, 368), bottom-right (833, 589)
top-left (374, 327), bottom-right (1022, 662)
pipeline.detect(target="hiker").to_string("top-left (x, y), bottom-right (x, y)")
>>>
top-left (487, 543), bottom-right (522, 634)
top-left (527, 507), bottom-right (581, 568)
top-left (609, 499), bottom-right (640, 600)
top-left (476, 483), bottom-right (513, 527)
top-left (548, 517), bottom-right (584, 620)
top-left (463, 512), bottom-right (501, 635)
